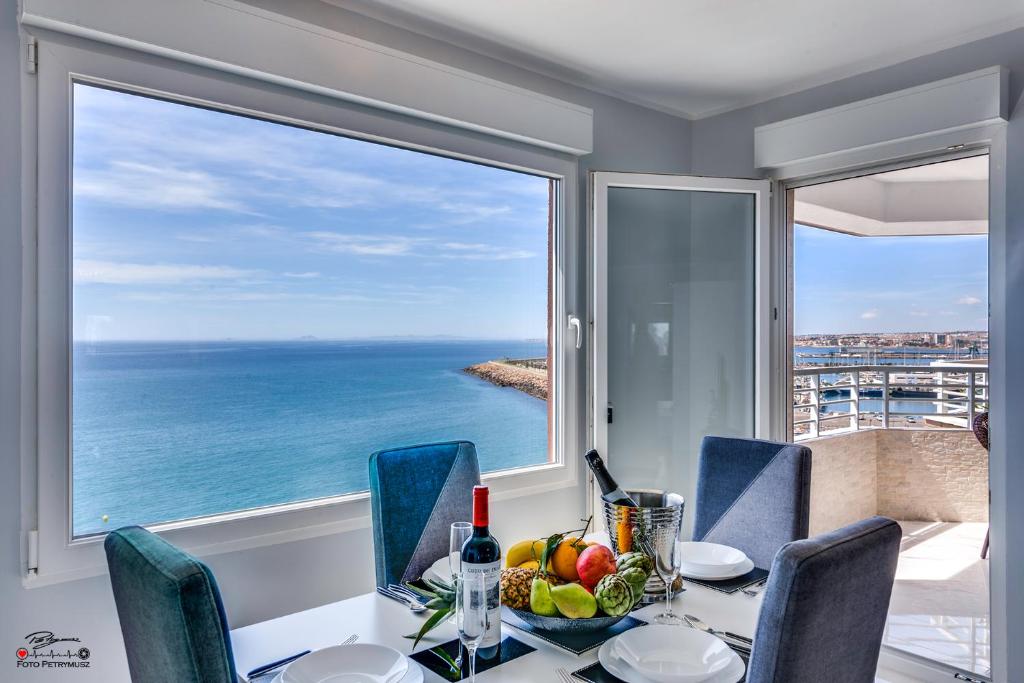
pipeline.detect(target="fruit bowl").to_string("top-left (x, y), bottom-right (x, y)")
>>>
top-left (507, 607), bottom-right (629, 634)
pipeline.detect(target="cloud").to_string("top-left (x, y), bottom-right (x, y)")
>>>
top-left (440, 242), bottom-right (536, 260)
top-left (74, 260), bottom-right (256, 284)
top-left (957, 296), bottom-right (982, 305)
top-left (305, 232), bottom-right (424, 256)
top-left (283, 271), bottom-right (320, 279)
top-left (909, 311), bottom-right (930, 317)
top-left (860, 309), bottom-right (879, 320)
top-left (75, 161), bottom-right (248, 212)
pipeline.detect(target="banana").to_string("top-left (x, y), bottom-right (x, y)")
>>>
top-left (505, 539), bottom-right (539, 568)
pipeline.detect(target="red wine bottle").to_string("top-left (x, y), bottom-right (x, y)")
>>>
top-left (584, 450), bottom-right (638, 507)
top-left (460, 485), bottom-right (501, 657)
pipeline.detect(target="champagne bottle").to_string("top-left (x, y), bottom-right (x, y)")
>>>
top-left (460, 485), bottom-right (501, 658)
top-left (584, 450), bottom-right (638, 507)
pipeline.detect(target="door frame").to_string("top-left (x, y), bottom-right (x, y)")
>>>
top-left (588, 172), bottom-right (772, 519)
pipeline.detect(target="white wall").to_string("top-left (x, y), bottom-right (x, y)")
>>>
top-left (0, 1), bottom-right (693, 680)
top-left (690, 31), bottom-right (1024, 680)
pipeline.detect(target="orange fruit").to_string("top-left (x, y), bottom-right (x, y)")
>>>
top-left (551, 537), bottom-right (585, 581)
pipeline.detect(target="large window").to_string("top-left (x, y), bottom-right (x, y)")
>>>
top-left (71, 83), bottom-right (556, 538)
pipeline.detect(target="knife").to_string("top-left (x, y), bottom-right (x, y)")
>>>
top-left (683, 614), bottom-right (752, 651)
top-left (246, 650), bottom-right (311, 681)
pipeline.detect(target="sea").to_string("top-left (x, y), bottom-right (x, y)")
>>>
top-left (72, 340), bottom-right (548, 536)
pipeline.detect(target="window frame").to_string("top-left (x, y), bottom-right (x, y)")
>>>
top-left (27, 36), bottom-right (581, 586)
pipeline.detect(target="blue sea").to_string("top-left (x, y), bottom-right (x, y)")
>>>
top-left (72, 340), bottom-right (548, 536)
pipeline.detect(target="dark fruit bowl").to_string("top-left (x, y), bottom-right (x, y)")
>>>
top-left (508, 607), bottom-right (628, 633)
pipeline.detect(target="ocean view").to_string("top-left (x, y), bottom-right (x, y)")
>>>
top-left (72, 339), bottom-right (548, 536)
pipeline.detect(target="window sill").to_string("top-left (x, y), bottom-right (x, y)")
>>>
top-left (25, 461), bottom-right (578, 589)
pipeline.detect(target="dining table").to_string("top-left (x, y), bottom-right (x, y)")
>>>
top-left (231, 575), bottom-right (764, 682)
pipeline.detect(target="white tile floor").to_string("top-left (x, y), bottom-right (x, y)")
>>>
top-left (882, 521), bottom-right (990, 678)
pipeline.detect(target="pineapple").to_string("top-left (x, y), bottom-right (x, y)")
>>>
top-left (500, 566), bottom-right (536, 610)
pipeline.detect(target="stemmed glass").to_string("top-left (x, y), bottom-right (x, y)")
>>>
top-left (455, 571), bottom-right (487, 683)
top-left (448, 521), bottom-right (473, 671)
top-left (652, 514), bottom-right (685, 625)
top-left (449, 522), bottom-right (473, 581)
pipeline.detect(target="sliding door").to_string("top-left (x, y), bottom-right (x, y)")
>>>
top-left (592, 173), bottom-right (770, 534)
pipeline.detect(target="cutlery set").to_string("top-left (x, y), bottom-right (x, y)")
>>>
top-left (247, 634), bottom-right (358, 681)
top-left (377, 585), bottom-right (427, 612)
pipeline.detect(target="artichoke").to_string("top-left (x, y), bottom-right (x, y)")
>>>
top-left (616, 551), bottom-right (654, 575)
top-left (618, 566), bottom-right (648, 604)
top-left (594, 574), bottom-right (634, 617)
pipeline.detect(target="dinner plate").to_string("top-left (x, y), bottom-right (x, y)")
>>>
top-left (421, 554), bottom-right (457, 584)
top-left (272, 663), bottom-right (422, 683)
top-left (598, 636), bottom-right (745, 683)
top-left (612, 625), bottom-right (733, 683)
top-left (677, 542), bottom-right (748, 575)
top-left (680, 556), bottom-right (755, 581)
top-left (279, 644), bottom-right (413, 683)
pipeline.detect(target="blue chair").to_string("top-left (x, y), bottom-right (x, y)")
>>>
top-left (369, 440), bottom-right (481, 587)
top-left (747, 516), bottom-right (902, 683)
top-left (104, 526), bottom-right (236, 683)
top-left (693, 436), bottom-right (812, 569)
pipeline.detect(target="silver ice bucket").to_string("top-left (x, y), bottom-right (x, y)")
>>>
top-left (602, 489), bottom-right (684, 604)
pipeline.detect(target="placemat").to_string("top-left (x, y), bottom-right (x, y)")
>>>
top-left (501, 607), bottom-right (647, 656)
top-left (683, 567), bottom-right (769, 594)
top-left (409, 635), bottom-right (535, 681)
top-left (570, 642), bottom-right (750, 682)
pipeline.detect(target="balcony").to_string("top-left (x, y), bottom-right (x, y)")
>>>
top-left (797, 363), bottom-right (990, 678)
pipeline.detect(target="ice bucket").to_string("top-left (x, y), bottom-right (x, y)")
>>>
top-left (601, 489), bottom-right (684, 603)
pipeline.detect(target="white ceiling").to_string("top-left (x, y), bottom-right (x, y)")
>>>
top-left (327, 0), bottom-right (1024, 119)
top-left (794, 156), bottom-right (989, 236)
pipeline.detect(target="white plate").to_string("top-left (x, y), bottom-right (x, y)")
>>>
top-left (612, 625), bottom-right (734, 683)
top-left (279, 644), bottom-right (411, 683)
top-left (676, 542), bottom-right (748, 574)
top-left (422, 555), bottom-right (454, 584)
top-left (599, 635), bottom-right (744, 683)
top-left (272, 664), bottom-right (422, 683)
top-left (680, 557), bottom-right (755, 581)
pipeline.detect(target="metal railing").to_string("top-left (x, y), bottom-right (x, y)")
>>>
top-left (793, 363), bottom-right (988, 441)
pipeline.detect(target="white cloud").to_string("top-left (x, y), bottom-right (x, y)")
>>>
top-left (860, 309), bottom-right (879, 320)
top-left (305, 232), bottom-right (424, 256)
top-left (283, 271), bottom-right (320, 279)
top-left (440, 242), bottom-right (536, 260)
top-left (957, 296), bottom-right (982, 305)
top-left (75, 161), bottom-right (247, 212)
top-left (75, 260), bottom-right (256, 284)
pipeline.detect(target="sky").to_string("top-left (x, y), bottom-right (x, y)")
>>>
top-left (72, 84), bottom-right (550, 341)
top-left (794, 224), bottom-right (988, 335)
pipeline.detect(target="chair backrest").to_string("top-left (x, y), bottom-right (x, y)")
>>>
top-left (104, 526), bottom-right (236, 683)
top-left (693, 436), bottom-right (812, 569)
top-left (747, 516), bottom-right (902, 683)
top-left (369, 440), bottom-right (481, 587)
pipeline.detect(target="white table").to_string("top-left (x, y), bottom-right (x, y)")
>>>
top-left (231, 581), bottom-right (764, 682)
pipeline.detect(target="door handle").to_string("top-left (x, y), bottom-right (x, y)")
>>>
top-left (568, 315), bottom-right (583, 350)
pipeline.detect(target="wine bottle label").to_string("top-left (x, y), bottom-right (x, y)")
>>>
top-left (462, 560), bottom-right (501, 648)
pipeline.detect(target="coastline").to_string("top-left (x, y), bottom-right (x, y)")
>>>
top-left (464, 360), bottom-right (548, 401)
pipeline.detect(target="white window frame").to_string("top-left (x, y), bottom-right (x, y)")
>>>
top-left (25, 35), bottom-right (581, 586)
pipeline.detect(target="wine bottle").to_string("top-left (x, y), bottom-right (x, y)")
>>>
top-left (460, 485), bottom-right (501, 658)
top-left (584, 450), bottom-right (638, 507)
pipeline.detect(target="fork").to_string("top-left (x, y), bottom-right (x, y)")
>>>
top-left (741, 578), bottom-right (768, 597)
top-left (556, 667), bottom-right (576, 682)
top-left (377, 586), bottom-right (427, 612)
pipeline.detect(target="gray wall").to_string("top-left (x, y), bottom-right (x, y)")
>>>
top-left (0, 1), bottom-right (692, 680)
top-left (690, 31), bottom-right (1024, 679)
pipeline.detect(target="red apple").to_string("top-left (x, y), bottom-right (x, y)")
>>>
top-left (576, 544), bottom-right (616, 588)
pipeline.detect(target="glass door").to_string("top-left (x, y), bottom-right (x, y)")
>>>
top-left (591, 173), bottom-right (770, 534)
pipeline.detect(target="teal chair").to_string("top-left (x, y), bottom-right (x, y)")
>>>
top-left (369, 440), bottom-right (481, 587)
top-left (104, 526), bottom-right (236, 683)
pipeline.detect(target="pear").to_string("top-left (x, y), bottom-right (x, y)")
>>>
top-left (549, 583), bottom-right (598, 619)
top-left (530, 577), bottom-right (560, 616)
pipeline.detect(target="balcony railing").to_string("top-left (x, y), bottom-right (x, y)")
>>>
top-left (793, 363), bottom-right (989, 441)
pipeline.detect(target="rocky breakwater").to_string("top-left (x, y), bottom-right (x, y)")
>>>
top-left (464, 360), bottom-right (548, 400)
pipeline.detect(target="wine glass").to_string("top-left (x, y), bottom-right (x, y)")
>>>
top-left (652, 513), bottom-right (685, 625)
top-left (449, 522), bottom-right (473, 581)
top-left (456, 571), bottom-right (487, 683)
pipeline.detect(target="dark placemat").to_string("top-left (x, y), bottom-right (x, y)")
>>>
top-left (409, 636), bottom-right (535, 681)
top-left (501, 606), bottom-right (647, 656)
top-left (683, 567), bottom-right (769, 594)
top-left (571, 642), bottom-right (750, 682)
